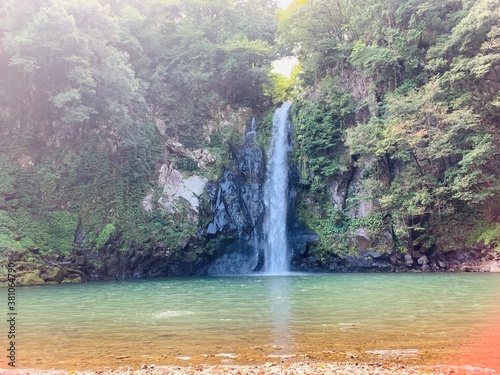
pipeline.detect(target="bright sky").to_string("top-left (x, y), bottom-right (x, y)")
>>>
top-left (277, 0), bottom-right (293, 9)
top-left (272, 1), bottom-right (297, 76)
top-left (272, 56), bottom-right (298, 77)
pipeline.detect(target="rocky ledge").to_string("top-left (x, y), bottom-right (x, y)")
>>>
top-left (292, 247), bottom-right (500, 273)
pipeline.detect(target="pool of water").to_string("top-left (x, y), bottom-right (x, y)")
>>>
top-left (3, 273), bottom-right (500, 370)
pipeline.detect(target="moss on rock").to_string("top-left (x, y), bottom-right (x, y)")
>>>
top-left (18, 272), bottom-right (45, 286)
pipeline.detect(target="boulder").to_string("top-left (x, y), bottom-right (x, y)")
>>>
top-left (417, 255), bottom-right (429, 265)
top-left (18, 272), bottom-right (45, 286)
top-left (44, 267), bottom-right (63, 283)
top-left (354, 228), bottom-right (371, 251)
top-left (404, 254), bottom-right (414, 266)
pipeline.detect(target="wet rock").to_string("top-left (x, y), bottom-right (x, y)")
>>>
top-left (206, 243), bottom-right (260, 275)
top-left (203, 130), bottom-right (266, 274)
top-left (490, 263), bottom-right (500, 272)
top-left (289, 228), bottom-right (320, 256)
top-left (70, 276), bottom-right (82, 283)
top-left (438, 260), bottom-right (448, 268)
top-left (360, 250), bottom-right (383, 259)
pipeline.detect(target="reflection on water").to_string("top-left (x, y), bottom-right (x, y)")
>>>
top-left (267, 277), bottom-right (292, 354)
top-left (2, 273), bottom-right (500, 370)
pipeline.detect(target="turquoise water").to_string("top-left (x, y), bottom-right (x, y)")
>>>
top-left (5, 273), bottom-right (500, 369)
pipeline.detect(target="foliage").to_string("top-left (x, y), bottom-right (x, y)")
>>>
top-left (263, 62), bottom-right (303, 102)
top-left (292, 77), bottom-right (355, 195)
top-left (94, 224), bottom-right (117, 250)
top-left (0, 0), bottom-right (277, 265)
top-left (14, 209), bottom-right (78, 258)
top-left (280, 0), bottom-right (500, 253)
top-left (477, 223), bottom-right (500, 251)
top-left (175, 157), bottom-right (199, 173)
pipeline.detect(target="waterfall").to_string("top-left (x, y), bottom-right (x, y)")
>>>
top-left (263, 102), bottom-right (292, 274)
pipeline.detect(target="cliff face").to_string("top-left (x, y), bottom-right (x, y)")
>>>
top-left (201, 132), bottom-right (265, 275)
top-left (0, 106), bottom-right (260, 285)
top-left (288, 65), bottom-right (500, 273)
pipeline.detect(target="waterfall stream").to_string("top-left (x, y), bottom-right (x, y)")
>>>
top-left (263, 102), bottom-right (292, 274)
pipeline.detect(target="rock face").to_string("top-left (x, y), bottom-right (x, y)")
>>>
top-left (156, 163), bottom-right (207, 213)
top-left (203, 113), bottom-right (320, 275)
top-left (203, 131), bottom-right (265, 275)
top-left (291, 246), bottom-right (500, 273)
top-left (289, 228), bottom-right (320, 257)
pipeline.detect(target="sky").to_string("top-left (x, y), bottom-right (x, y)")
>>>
top-left (277, 0), bottom-right (293, 9)
top-left (273, 0), bottom-right (297, 76)
top-left (272, 56), bottom-right (298, 77)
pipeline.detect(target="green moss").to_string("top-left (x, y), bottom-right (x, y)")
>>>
top-left (175, 157), bottom-right (199, 173)
top-left (148, 205), bottom-right (198, 251)
top-left (256, 110), bottom-right (274, 152)
top-left (95, 224), bottom-right (117, 249)
top-left (0, 154), bottom-right (15, 194)
top-left (477, 223), bottom-right (500, 251)
top-left (15, 210), bottom-right (78, 257)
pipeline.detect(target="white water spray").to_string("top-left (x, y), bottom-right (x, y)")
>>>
top-left (263, 102), bottom-right (292, 274)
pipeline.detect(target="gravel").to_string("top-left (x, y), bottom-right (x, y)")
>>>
top-left (3, 361), bottom-right (496, 375)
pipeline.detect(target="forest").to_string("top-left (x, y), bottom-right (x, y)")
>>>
top-left (0, 0), bottom-right (499, 280)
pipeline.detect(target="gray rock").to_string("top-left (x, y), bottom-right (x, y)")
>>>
top-left (417, 255), bottom-right (429, 265)
top-left (289, 228), bottom-right (320, 256)
top-left (155, 164), bottom-right (207, 213)
top-left (405, 254), bottom-right (414, 266)
top-left (206, 247), bottom-right (260, 276)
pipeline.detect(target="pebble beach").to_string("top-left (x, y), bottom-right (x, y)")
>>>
top-left (4, 361), bottom-right (496, 375)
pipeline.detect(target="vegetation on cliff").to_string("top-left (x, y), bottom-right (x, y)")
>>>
top-left (0, 0), bottom-right (277, 274)
top-left (1, 0), bottom-right (499, 280)
top-left (279, 0), bottom-right (500, 257)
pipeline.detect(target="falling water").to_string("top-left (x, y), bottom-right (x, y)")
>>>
top-left (263, 102), bottom-right (292, 274)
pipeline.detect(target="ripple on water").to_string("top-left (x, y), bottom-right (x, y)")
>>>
top-left (10, 273), bottom-right (500, 370)
top-left (154, 310), bottom-right (194, 318)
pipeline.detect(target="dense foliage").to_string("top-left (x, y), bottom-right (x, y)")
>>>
top-left (1, 0), bottom-right (498, 273)
top-left (281, 0), bottom-right (500, 253)
top-left (0, 0), bottom-right (277, 263)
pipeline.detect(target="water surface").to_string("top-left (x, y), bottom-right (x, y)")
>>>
top-left (5, 273), bottom-right (500, 370)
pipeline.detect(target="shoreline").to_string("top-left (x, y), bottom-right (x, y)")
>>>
top-left (3, 361), bottom-right (497, 375)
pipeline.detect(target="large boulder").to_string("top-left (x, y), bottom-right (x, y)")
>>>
top-left (18, 272), bottom-right (45, 286)
top-left (40, 267), bottom-right (63, 283)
